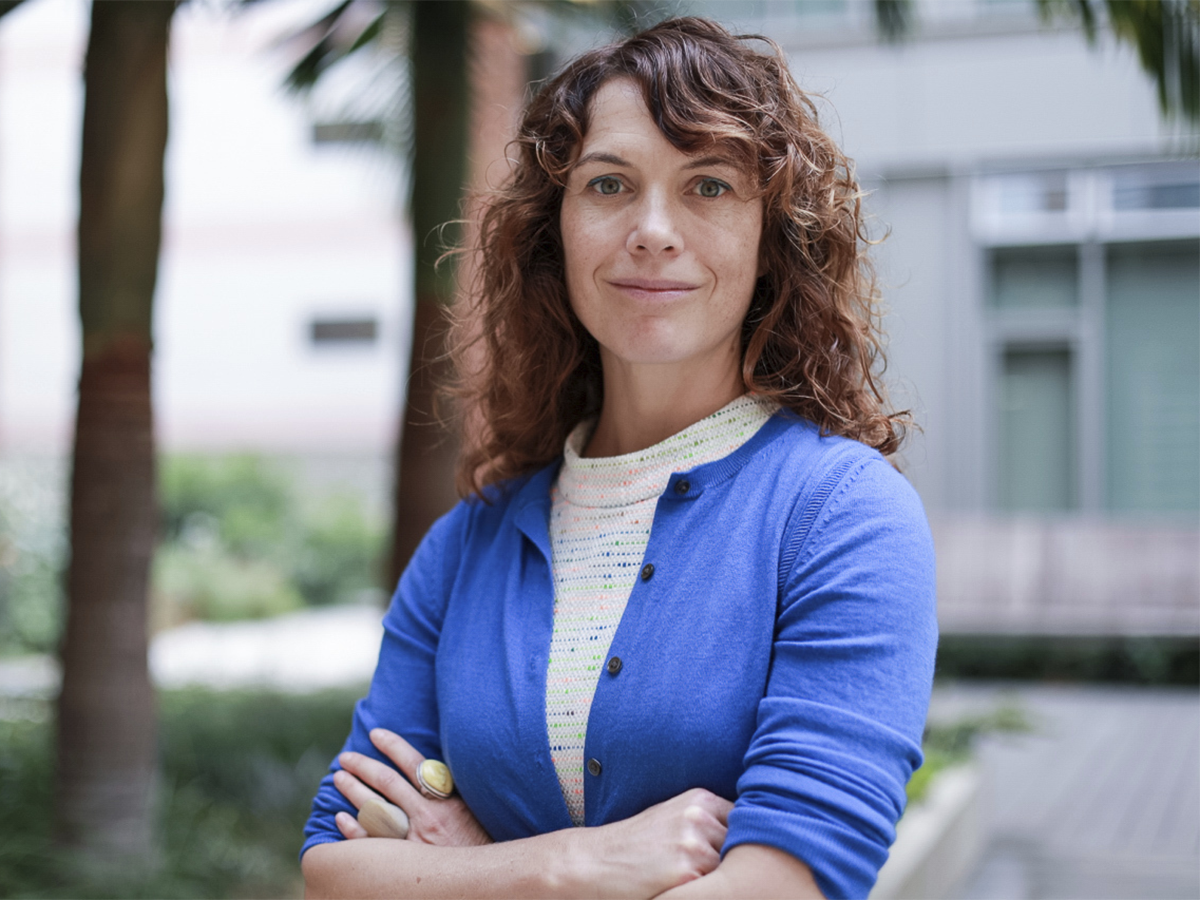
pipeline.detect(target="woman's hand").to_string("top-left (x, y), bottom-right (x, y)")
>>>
top-left (332, 728), bottom-right (492, 847)
top-left (327, 728), bottom-right (730, 897)
top-left (562, 788), bottom-right (734, 898)
top-left (311, 765), bottom-right (731, 900)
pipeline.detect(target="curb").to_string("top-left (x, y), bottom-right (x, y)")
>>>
top-left (870, 764), bottom-right (987, 900)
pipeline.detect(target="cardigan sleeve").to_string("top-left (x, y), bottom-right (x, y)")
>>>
top-left (300, 501), bottom-right (468, 858)
top-left (723, 455), bottom-right (938, 900)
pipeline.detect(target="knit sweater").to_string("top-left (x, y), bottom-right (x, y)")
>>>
top-left (303, 412), bottom-right (938, 899)
top-left (547, 395), bottom-right (776, 824)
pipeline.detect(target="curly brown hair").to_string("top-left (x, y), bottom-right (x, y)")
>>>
top-left (450, 16), bottom-right (907, 497)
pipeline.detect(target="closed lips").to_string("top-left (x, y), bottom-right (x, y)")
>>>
top-left (608, 279), bottom-right (700, 291)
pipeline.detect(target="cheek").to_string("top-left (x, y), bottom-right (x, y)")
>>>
top-left (706, 204), bottom-right (762, 273)
top-left (711, 224), bottom-right (764, 294)
top-left (560, 205), bottom-right (599, 291)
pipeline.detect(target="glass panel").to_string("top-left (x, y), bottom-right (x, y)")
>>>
top-left (1000, 348), bottom-right (1075, 512)
top-left (1113, 182), bottom-right (1200, 210)
top-left (996, 173), bottom-right (1069, 214)
top-left (1112, 172), bottom-right (1200, 211)
top-left (991, 246), bottom-right (1078, 309)
top-left (1106, 241), bottom-right (1200, 512)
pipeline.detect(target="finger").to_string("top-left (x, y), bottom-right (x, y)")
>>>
top-left (336, 810), bottom-right (370, 840)
top-left (688, 789), bottom-right (733, 828)
top-left (340, 750), bottom-right (424, 809)
top-left (711, 797), bottom-right (733, 828)
top-left (684, 802), bottom-right (728, 854)
top-left (701, 815), bottom-right (728, 854)
top-left (333, 767), bottom-right (384, 811)
top-left (369, 728), bottom-right (427, 786)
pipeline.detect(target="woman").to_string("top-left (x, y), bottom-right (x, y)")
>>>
top-left (302, 17), bottom-right (936, 900)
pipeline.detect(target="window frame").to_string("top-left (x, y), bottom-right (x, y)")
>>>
top-left (972, 163), bottom-right (1200, 514)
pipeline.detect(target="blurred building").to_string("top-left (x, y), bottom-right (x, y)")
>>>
top-left (690, 0), bottom-right (1199, 633)
top-left (2, 0), bottom-right (1197, 629)
top-left (0, 0), bottom-right (408, 455)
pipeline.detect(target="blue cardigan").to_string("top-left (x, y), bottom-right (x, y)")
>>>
top-left (302, 413), bottom-right (938, 899)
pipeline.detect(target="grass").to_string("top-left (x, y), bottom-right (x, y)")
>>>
top-left (0, 686), bottom-right (362, 899)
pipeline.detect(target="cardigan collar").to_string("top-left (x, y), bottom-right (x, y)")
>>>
top-left (556, 394), bottom-right (777, 509)
top-left (512, 407), bottom-right (804, 558)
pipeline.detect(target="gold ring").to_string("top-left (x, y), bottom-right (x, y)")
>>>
top-left (416, 759), bottom-right (455, 799)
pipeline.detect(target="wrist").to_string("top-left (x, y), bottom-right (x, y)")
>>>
top-left (537, 826), bottom-right (593, 898)
top-left (655, 865), bottom-right (730, 900)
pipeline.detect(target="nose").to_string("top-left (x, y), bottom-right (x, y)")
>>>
top-left (626, 190), bottom-right (682, 256)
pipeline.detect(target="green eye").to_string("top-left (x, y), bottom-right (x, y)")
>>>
top-left (589, 176), bottom-right (622, 195)
top-left (697, 179), bottom-right (729, 198)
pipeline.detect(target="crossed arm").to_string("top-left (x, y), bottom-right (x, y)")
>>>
top-left (301, 728), bottom-right (823, 900)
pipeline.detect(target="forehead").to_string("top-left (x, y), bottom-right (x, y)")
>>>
top-left (578, 78), bottom-right (739, 166)
top-left (579, 79), bottom-right (663, 150)
top-left (586, 78), bottom-right (650, 126)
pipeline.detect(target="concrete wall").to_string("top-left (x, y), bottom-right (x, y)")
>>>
top-left (746, 0), bottom-right (1198, 516)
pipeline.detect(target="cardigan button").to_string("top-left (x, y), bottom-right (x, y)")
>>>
top-left (587, 758), bottom-right (602, 777)
top-left (640, 563), bottom-right (654, 582)
top-left (606, 656), bottom-right (622, 675)
top-left (674, 479), bottom-right (690, 495)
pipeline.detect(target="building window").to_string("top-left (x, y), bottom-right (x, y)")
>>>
top-left (309, 316), bottom-right (379, 347)
top-left (988, 245), bottom-right (1080, 512)
top-left (312, 121), bottom-right (387, 146)
top-left (1112, 169), bottom-right (1200, 211)
top-left (1105, 241), bottom-right (1200, 512)
top-left (978, 164), bottom-right (1199, 515)
top-left (991, 245), bottom-right (1077, 310)
top-left (999, 346), bottom-right (1076, 512)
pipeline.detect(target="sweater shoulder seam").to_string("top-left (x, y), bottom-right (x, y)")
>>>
top-left (776, 448), bottom-right (878, 594)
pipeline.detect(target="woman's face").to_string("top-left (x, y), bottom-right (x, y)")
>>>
top-left (560, 79), bottom-right (763, 382)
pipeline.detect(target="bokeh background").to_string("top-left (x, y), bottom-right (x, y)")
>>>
top-left (0, 0), bottom-right (1196, 897)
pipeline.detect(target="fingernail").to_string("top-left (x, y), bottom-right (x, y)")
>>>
top-left (370, 728), bottom-right (391, 740)
top-left (339, 751), bottom-right (354, 765)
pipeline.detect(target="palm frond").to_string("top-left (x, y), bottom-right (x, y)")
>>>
top-left (0, 0), bottom-right (27, 18)
top-left (1038, 0), bottom-right (1200, 123)
top-left (281, 0), bottom-right (395, 94)
top-left (874, 0), bottom-right (913, 43)
top-left (348, 10), bottom-right (386, 52)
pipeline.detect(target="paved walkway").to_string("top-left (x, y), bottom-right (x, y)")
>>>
top-left (931, 683), bottom-right (1200, 899)
top-left (0, 605), bottom-right (384, 704)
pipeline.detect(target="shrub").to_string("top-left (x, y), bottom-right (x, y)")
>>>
top-left (0, 463), bottom-right (66, 656)
top-left (0, 687), bottom-right (361, 899)
top-left (153, 455), bottom-right (385, 628)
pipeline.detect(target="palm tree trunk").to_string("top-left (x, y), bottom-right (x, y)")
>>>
top-left (389, 0), bottom-right (471, 585)
top-left (55, 0), bottom-right (173, 866)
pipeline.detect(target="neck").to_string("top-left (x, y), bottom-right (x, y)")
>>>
top-left (583, 350), bottom-right (746, 458)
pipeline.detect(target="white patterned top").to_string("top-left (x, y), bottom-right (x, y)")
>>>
top-left (545, 393), bottom-right (778, 824)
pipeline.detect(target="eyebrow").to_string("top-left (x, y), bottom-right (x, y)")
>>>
top-left (682, 154), bottom-right (739, 171)
top-left (573, 152), bottom-right (631, 169)
top-left (572, 151), bottom-right (739, 171)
